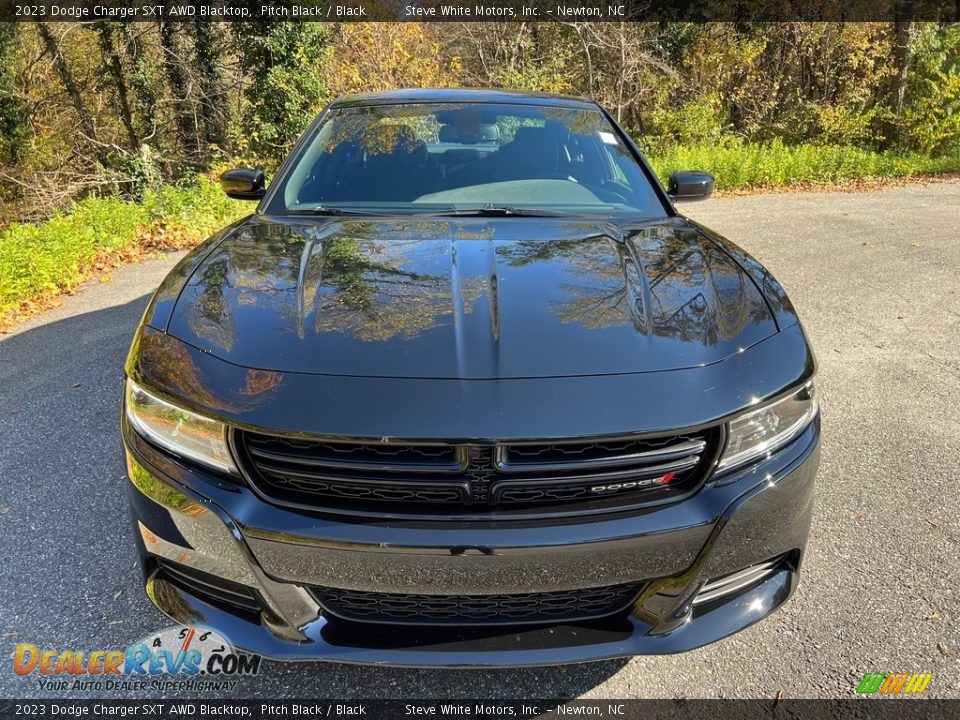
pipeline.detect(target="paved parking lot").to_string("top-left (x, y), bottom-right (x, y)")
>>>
top-left (1, 183), bottom-right (958, 698)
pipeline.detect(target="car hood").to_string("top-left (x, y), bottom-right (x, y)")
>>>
top-left (165, 215), bottom-right (777, 379)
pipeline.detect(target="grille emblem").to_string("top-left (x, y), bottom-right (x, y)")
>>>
top-left (590, 472), bottom-right (676, 494)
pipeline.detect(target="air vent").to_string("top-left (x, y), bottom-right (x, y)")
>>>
top-left (311, 583), bottom-right (645, 626)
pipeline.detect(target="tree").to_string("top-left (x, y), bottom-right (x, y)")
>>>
top-left (96, 22), bottom-right (139, 150)
top-left (121, 24), bottom-right (161, 143)
top-left (36, 23), bottom-right (110, 167)
top-left (158, 20), bottom-right (202, 167)
top-left (0, 24), bottom-right (30, 167)
top-left (324, 24), bottom-right (462, 98)
top-left (451, 23), bottom-right (578, 94)
top-left (889, 1), bottom-right (920, 117)
top-left (189, 21), bottom-right (227, 155)
top-left (564, 23), bottom-right (675, 129)
top-left (231, 23), bottom-right (331, 163)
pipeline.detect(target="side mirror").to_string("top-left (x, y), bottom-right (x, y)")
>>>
top-left (221, 168), bottom-right (266, 200)
top-left (668, 171), bottom-right (715, 202)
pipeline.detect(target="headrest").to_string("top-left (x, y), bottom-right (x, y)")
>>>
top-left (512, 126), bottom-right (560, 152)
top-left (439, 124), bottom-right (501, 144)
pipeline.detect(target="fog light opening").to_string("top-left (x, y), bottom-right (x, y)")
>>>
top-left (152, 557), bottom-right (264, 617)
top-left (692, 554), bottom-right (790, 607)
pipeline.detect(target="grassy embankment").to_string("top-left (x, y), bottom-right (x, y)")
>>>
top-left (0, 177), bottom-right (247, 331)
top-left (648, 139), bottom-right (960, 190)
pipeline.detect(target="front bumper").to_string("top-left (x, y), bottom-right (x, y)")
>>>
top-left (122, 417), bottom-right (819, 667)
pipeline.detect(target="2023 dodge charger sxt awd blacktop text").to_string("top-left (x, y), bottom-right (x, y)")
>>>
top-left (122, 89), bottom-right (819, 666)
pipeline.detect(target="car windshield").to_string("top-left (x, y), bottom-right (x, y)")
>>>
top-left (266, 102), bottom-right (668, 218)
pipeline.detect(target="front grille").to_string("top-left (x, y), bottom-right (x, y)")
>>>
top-left (235, 428), bottom-right (720, 519)
top-left (311, 583), bottom-right (645, 626)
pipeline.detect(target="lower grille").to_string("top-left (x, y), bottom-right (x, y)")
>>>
top-left (311, 583), bottom-right (645, 626)
top-left (235, 428), bottom-right (720, 519)
top-left (154, 559), bottom-right (262, 614)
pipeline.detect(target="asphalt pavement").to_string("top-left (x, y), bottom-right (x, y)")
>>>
top-left (1, 182), bottom-right (958, 698)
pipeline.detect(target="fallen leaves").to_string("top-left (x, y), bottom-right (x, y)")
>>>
top-left (716, 172), bottom-right (960, 197)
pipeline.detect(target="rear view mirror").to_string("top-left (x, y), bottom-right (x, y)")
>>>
top-left (221, 168), bottom-right (266, 200)
top-left (668, 171), bottom-right (715, 202)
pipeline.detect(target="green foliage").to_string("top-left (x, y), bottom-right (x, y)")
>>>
top-left (0, 197), bottom-right (144, 318)
top-left (807, 103), bottom-right (884, 147)
top-left (0, 178), bottom-right (246, 323)
top-left (232, 23), bottom-right (331, 164)
top-left (143, 175), bottom-right (243, 236)
top-left (490, 51), bottom-right (577, 96)
top-left (0, 25), bottom-right (30, 167)
top-left (657, 24), bottom-right (895, 147)
top-left (896, 24), bottom-right (960, 157)
top-left (649, 96), bottom-right (728, 146)
top-left (648, 138), bottom-right (960, 191)
top-left (112, 147), bottom-right (165, 201)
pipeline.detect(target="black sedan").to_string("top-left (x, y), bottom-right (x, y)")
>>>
top-left (122, 88), bottom-right (819, 666)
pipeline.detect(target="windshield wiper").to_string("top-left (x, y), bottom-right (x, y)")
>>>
top-left (312, 206), bottom-right (386, 217)
top-left (430, 205), bottom-right (585, 218)
top-left (275, 206), bottom-right (384, 217)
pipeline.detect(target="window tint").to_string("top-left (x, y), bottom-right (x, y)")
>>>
top-left (268, 103), bottom-right (667, 217)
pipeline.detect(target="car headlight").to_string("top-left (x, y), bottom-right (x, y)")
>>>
top-left (718, 383), bottom-right (818, 471)
top-left (124, 378), bottom-right (237, 474)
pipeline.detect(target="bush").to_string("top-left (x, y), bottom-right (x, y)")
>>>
top-left (143, 175), bottom-right (244, 237)
top-left (0, 177), bottom-right (245, 326)
top-left (649, 96), bottom-right (729, 146)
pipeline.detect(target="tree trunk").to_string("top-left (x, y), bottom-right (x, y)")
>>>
top-left (880, 0), bottom-right (919, 150)
top-left (121, 25), bottom-right (159, 140)
top-left (158, 20), bottom-right (201, 167)
top-left (36, 23), bottom-right (110, 167)
top-left (0, 24), bottom-right (30, 166)
top-left (189, 21), bottom-right (226, 158)
top-left (573, 25), bottom-right (594, 99)
top-left (97, 23), bottom-right (139, 150)
top-left (890, 8), bottom-right (918, 117)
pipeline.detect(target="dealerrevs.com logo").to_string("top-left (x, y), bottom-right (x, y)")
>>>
top-left (12, 626), bottom-right (260, 692)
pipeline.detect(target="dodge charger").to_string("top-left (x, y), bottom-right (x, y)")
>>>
top-left (122, 89), bottom-right (820, 666)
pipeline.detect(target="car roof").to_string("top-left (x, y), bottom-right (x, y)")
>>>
top-left (328, 88), bottom-right (600, 111)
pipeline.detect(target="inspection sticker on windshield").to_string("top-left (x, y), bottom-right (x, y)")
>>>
top-left (599, 131), bottom-right (619, 145)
